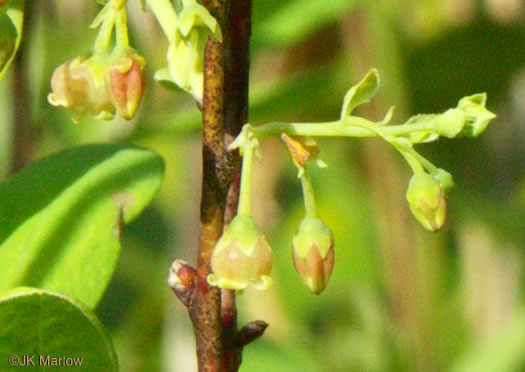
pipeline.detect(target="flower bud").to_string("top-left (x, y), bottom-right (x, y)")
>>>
top-left (432, 108), bottom-right (466, 138)
top-left (108, 48), bottom-right (146, 120)
top-left (0, 13), bottom-right (17, 72)
top-left (48, 56), bottom-right (115, 120)
top-left (208, 215), bottom-right (273, 291)
top-left (457, 94), bottom-right (496, 137)
top-left (292, 217), bottom-right (334, 295)
top-left (406, 173), bottom-right (447, 232)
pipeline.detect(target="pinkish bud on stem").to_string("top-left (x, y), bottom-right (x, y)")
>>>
top-left (108, 48), bottom-right (146, 120)
top-left (292, 217), bottom-right (334, 295)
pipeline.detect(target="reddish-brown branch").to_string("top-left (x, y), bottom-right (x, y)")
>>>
top-left (169, 0), bottom-right (266, 371)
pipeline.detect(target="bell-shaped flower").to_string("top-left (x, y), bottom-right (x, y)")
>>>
top-left (406, 173), bottom-right (447, 232)
top-left (48, 55), bottom-right (115, 120)
top-left (292, 217), bottom-right (335, 295)
top-left (108, 47), bottom-right (146, 120)
top-left (208, 215), bottom-right (273, 291)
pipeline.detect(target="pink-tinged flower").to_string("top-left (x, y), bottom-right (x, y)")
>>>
top-left (108, 48), bottom-right (146, 120)
top-left (292, 217), bottom-right (334, 295)
top-left (208, 216), bottom-right (273, 291)
top-left (48, 56), bottom-right (114, 120)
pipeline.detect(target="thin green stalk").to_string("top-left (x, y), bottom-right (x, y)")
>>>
top-left (300, 172), bottom-right (317, 218)
top-left (409, 149), bottom-right (440, 175)
top-left (349, 120), bottom-right (425, 174)
top-left (253, 118), bottom-right (435, 140)
top-left (237, 143), bottom-right (254, 217)
top-left (115, 8), bottom-right (129, 47)
top-left (93, 6), bottom-right (115, 52)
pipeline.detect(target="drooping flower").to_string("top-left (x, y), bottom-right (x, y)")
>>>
top-left (48, 55), bottom-right (115, 120)
top-left (406, 173), bottom-right (447, 232)
top-left (107, 48), bottom-right (146, 120)
top-left (208, 215), bottom-right (273, 291)
top-left (292, 217), bottom-right (334, 295)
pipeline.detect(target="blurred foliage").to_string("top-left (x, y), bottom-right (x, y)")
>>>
top-left (1, 0), bottom-right (524, 371)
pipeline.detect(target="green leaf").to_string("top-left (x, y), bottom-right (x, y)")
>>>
top-left (341, 69), bottom-right (380, 119)
top-left (0, 144), bottom-right (165, 309)
top-left (0, 287), bottom-right (117, 371)
top-left (0, 0), bottom-right (24, 80)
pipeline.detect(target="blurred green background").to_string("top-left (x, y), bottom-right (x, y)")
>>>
top-left (1, 0), bottom-right (525, 371)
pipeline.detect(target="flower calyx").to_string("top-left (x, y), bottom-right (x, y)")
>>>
top-left (292, 217), bottom-right (335, 295)
top-left (208, 215), bottom-right (273, 292)
top-left (406, 173), bottom-right (448, 232)
top-left (107, 47), bottom-right (146, 120)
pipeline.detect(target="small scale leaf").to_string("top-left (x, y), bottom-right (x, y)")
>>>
top-left (341, 69), bottom-right (380, 119)
top-left (0, 287), bottom-right (117, 371)
top-left (0, 144), bottom-right (164, 309)
top-left (281, 133), bottom-right (314, 168)
top-left (0, 0), bottom-right (24, 80)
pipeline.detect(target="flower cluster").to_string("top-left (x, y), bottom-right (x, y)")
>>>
top-left (207, 125), bottom-right (336, 294)
top-left (48, 0), bottom-right (145, 121)
top-left (205, 70), bottom-right (495, 295)
top-left (49, 48), bottom-right (145, 121)
top-left (151, 0), bottom-right (221, 104)
top-left (44, 2), bottom-right (497, 297)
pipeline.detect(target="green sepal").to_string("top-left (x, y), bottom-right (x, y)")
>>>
top-left (214, 215), bottom-right (262, 257)
top-left (340, 69), bottom-right (380, 119)
top-left (178, 2), bottom-right (222, 41)
top-left (293, 217), bottom-right (333, 259)
top-left (433, 168), bottom-right (454, 195)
